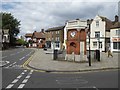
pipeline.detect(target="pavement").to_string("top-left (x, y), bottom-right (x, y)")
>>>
top-left (24, 48), bottom-right (119, 72)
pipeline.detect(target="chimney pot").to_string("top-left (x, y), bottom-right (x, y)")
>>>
top-left (115, 15), bottom-right (119, 22)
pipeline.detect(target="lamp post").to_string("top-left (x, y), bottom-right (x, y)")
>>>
top-left (86, 27), bottom-right (91, 66)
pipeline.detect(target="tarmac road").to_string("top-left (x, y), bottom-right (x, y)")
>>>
top-left (1, 47), bottom-right (119, 90)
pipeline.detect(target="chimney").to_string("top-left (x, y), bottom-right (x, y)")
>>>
top-left (76, 18), bottom-right (79, 20)
top-left (115, 15), bottom-right (119, 22)
top-left (41, 29), bottom-right (44, 32)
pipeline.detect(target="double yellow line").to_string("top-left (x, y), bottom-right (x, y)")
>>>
top-left (22, 50), bottom-right (45, 72)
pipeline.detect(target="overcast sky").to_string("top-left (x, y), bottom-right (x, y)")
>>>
top-left (1, 0), bottom-right (120, 37)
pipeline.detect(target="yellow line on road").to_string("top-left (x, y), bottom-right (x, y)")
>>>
top-left (22, 50), bottom-right (45, 73)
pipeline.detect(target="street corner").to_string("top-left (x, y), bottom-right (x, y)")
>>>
top-left (22, 51), bottom-right (45, 73)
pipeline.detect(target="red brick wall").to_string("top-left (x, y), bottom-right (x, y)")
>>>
top-left (67, 29), bottom-right (86, 55)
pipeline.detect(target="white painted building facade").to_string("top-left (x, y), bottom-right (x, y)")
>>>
top-left (110, 28), bottom-right (120, 52)
top-left (87, 15), bottom-right (111, 52)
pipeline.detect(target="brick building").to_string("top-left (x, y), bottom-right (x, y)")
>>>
top-left (45, 26), bottom-right (64, 50)
top-left (25, 30), bottom-right (46, 48)
top-left (32, 31), bottom-right (46, 48)
top-left (65, 19), bottom-right (88, 62)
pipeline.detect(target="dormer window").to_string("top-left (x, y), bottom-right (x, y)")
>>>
top-left (96, 21), bottom-right (99, 27)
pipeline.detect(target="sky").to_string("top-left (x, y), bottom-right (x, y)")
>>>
top-left (1, 0), bottom-right (120, 37)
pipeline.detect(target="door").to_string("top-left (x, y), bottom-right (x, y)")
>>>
top-left (80, 42), bottom-right (84, 55)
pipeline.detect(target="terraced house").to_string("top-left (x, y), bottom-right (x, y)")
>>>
top-left (25, 30), bottom-right (46, 48)
top-left (89, 15), bottom-right (113, 52)
top-left (110, 15), bottom-right (120, 52)
top-left (45, 26), bottom-right (64, 50)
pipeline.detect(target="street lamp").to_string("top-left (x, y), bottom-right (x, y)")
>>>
top-left (85, 27), bottom-right (91, 66)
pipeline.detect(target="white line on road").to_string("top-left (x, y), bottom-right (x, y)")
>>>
top-left (6, 84), bottom-right (14, 89)
top-left (11, 79), bottom-right (19, 84)
top-left (25, 75), bottom-right (30, 79)
top-left (29, 70), bottom-right (33, 74)
top-left (21, 72), bottom-right (25, 75)
top-left (93, 86), bottom-right (99, 90)
top-left (6, 70), bottom-right (28, 89)
top-left (26, 54), bottom-right (30, 57)
top-left (6, 70), bottom-right (32, 89)
top-left (19, 57), bottom-right (25, 61)
top-left (18, 70), bottom-right (33, 88)
top-left (17, 75), bottom-right (22, 79)
top-left (13, 62), bottom-right (16, 64)
top-left (22, 79), bottom-right (28, 83)
top-left (24, 70), bottom-right (27, 72)
top-left (2, 56), bottom-right (7, 58)
top-left (18, 84), bottom-right (25, 88)
top-left (5, 62), bottom-right (17, 68)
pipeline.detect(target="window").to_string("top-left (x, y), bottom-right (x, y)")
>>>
top-left (99, 42), bottom-right (102, 48)
top-left (113, 42), bottom-right (117, 49)
top-left (93, 42), bottom-right (97, 47)
top-left (95, 32), bottom-right (100, 38)
top-left (57, 37), bottom-right (59, 41)
top-left (116, 30), bottom-right (120, 36)
top-left (113, 42), bottom-right (120, 49)
top-left (56, 31), bottom-right (58, 34)
top-left (56, 42), bottom-right (59, 48)
top-left (56, 37), bottom-right (57, 41)
top-left (96, 21), bottom-right (99, 27)
top-left (56, 31), bottom-right (59, 35)
top-left (87, 42), bottom-right (89, 46)
top-left (56, 37), bottom-right (59, 41)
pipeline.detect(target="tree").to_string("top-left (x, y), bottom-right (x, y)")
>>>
top-left (16, 39), bottom-right (26, 46)
top-left (1, 12), bottom-right (21, 46)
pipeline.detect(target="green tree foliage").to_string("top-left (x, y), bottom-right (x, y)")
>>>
top-left (16, 39), bottom-right (26, 46)
top-left (1, 12), bottom-right (21, 45)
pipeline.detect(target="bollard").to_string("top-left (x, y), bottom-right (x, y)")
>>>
top-left (96, 50), bottom-right (100, 61)
top-left (53, 49), bottom-right (58, 60)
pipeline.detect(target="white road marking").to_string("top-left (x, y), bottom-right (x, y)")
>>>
top-left (93, 86), bottom-right (99, 90)
top-left (18, 84), bottom-right (25, 88)
top-left (12, 79), bottom-right (19, 84)
top-left (5, 62), bottom-right (16, 68)
top-left (6, 61), bottom-right (10, 64)
top-left (24, 70), bottom-right (27, 72)
top-left (17, 75), bottom-right (22, 79)
top-left (26, 54), bottom-right (29, 57)
top-left (2, 56), bottom-right (7, 58)
top-left (22, 79), bottom-right (28, 83)
top-left (6, 69), bottom-right (33, 89)
top-left (25, 75), bottom-right (30, 79)
top-left (19, 57), bottom-right (25, 61)
top-left (29, 70), bottom-right (33, 74)
top-left (21, 72), bottom-right (25, 75)
top-left (13, 62), bottom-right (16, 64)
top-left (6, 70), bottom-right (28, 89)
top-left (6, 84), bottom-right (14, 89)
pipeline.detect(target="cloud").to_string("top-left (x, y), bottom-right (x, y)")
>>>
top-left (2, 1), bottom-right (119, 37)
